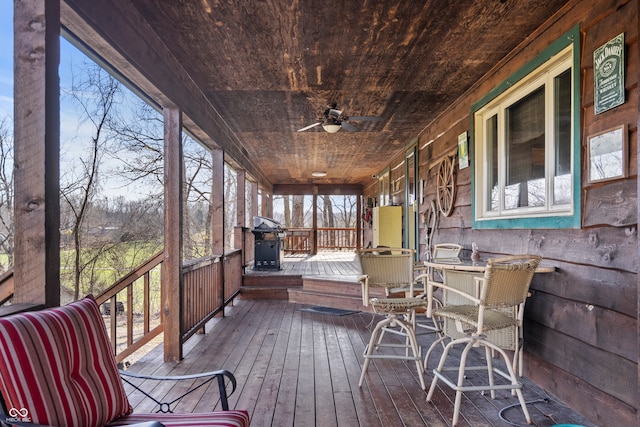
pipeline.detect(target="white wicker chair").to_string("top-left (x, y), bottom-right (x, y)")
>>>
top-left (356, 248), bottom-right (427, 390)
top-left (415, 243), bottom-right (463, 333)
top-left (425, 255), bottom-right (541, 426)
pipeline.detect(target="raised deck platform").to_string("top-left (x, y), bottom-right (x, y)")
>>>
top-left (242, 251), bottom-right (383, 310)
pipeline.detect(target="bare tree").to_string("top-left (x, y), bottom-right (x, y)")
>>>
top-left (0, 117), bottom-right (13, 271)
top-left (61, 63), bottom-right (122, 300)
top-left (109, 102), bottom-right (224, 259)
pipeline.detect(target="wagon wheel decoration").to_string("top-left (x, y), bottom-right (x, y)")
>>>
top-left (436, 157), bottom-right (456, 217)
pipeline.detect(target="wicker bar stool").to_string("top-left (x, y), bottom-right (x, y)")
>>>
top-left (356, 248), bottom-right (427, 390)
top-left (425, 255), bottom-right (541, 426)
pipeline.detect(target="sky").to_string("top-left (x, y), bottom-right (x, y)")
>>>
top-left (0, 2), bottom-right (13, 120)
top-left (0, 2), bottom-right (161, 200)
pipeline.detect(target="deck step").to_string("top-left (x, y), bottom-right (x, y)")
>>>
top-left (239, 286), bottom-right (291, 300)
top-left (242, 273), bottom-right (302, 287)
top-left (288, 288), bottom-right (372, 312)
top-left (241, 272), bottom-right (303, 299)
top-left (287, 275), bottom-right (385, 312)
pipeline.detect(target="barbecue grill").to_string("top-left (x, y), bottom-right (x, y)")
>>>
top-left (251, 216), bottom-right (286, 270)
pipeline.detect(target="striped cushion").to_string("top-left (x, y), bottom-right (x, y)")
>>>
top-left (0, 296), bottom-right (132, 426)
top-left (107, 411), bottom-right (250, 426)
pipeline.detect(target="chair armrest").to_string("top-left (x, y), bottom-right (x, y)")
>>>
top-left (358, 275), bottom-right (369, 306)
top-left (119, 369), bottom-right (237, 412)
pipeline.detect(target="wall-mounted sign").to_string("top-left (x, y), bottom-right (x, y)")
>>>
top-left (594, 33), bottom-right (625, 115)
top-left (457, 131), bottom-right (469, 169)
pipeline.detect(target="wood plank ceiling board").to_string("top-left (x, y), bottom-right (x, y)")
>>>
top-left (66, 0), bottom-right (572, 187)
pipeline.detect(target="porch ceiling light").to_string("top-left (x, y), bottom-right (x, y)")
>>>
top-left (312, 171), bottom-right (327, 177)
top-left (322, 118), bottom-right (341, 133)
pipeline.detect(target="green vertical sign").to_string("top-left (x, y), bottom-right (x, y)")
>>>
top-left (594, 33), bottom-right (625, 114)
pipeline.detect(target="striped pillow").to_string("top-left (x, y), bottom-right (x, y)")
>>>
top-left (0, 296), bottom-right (132, 427)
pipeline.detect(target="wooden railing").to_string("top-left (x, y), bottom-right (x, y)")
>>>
top-left (317, 227), bottom-right (357, 250)
top-left (283, 228), bottom-right (313, 253)
top-left (96, 249), bottom-right (244, 363)
top-left (282, 227), bottom-right (358, 253)
top-left (95, 251), bottom-right (164, 364)
top-left (181, 250), bottom-right (242, 342)
top-left (0, 270), bottom-right (14, 306)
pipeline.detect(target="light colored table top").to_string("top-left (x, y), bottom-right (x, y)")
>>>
top-left (425, 257), bottom-right (555, 273)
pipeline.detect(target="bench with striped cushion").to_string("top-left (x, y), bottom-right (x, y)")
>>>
top-left (0, 296), bottom-right (249, 427)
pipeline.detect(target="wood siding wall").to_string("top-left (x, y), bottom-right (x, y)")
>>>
top-left (364, 1), bottom-right (638, 426)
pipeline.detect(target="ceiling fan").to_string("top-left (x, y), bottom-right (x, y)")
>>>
top-left (297, 103), bottom-right (382, 133)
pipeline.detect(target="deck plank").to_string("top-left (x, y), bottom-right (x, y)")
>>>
top-left (124, 298), bottom-right (597, 427)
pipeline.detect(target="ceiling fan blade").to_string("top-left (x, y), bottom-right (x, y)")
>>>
top-left (347, 116), bottom-right (383, 122)
top-left (341, 121), bottom-right (359, 132)
top-left (297, 122), bottom-right (322, 132)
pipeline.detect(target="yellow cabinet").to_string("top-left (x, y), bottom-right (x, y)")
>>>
top-left (372, 206), bottom-right (403, 248)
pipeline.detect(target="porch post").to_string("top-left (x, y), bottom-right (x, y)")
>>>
top-left (163, 105), bottom-right (183, 361)
top-left (210, 148), bottom-right (224, 255)
top-left (312, 187), bottom-right (318, 255)
top-left (636, 13), bottom-right (640, 421)
top-left (234, 170), bottom-right (246, 249)
top-left (250, 180), bottom-right (258, 220)
top-left (357, 195), bottom-right (362, 250)
top-left (261, 191), bottom-right (270, 217)
top-left (13, 0), bottom-right (60, 307)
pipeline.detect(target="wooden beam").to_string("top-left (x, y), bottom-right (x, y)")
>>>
top-left (234, 170), bottom-right (246, 250)
top-left (163, 105), bottom-right (183, 362)
top-left (261, 191), bottom-right (270, 217)
top-left (273, 184), bottom-right (363, 195)
top-left (250, 180), bottom-right (258, 221)
top-left (312, 192), bottom-right (318, 255)
top-left (357, 195), bottom-right (362, 250)
top-left (236, 170), bottom-right (246, 227)
top-left (211, 149), bottom-right (224, 255)
top-left (13, 0), bottom-right (61, 307)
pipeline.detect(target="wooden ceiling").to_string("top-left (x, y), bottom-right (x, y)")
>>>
top-left (64, 0), bottom-right (572, 187)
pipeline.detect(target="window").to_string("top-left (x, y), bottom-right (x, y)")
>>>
top-left (472, 27), bottom-right (580, 229)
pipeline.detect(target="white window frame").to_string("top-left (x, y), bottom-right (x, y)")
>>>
top-left (471, 26), bottom-right (581, 229)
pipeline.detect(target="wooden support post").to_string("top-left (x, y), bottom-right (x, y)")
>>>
top-left (261, 191), bottom-right (270, 217)
top-left (234, 170), bottom-right (246, 250)
top-left (163, 105), bottom-right (183, 362)
top-left (13, 0), bottom-right (61, 307)
top-left (312, 188), bottom-right (318, 255)
top-left (250, 180), bottom-right (258, 220)
top-left (210, 149), bottom-right (224, 255)
top-left (357, 195), bottom-right (362, 250)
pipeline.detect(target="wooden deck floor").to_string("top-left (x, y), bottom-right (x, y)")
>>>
top-left (126, 298), bottom-right (596, 427)
top-left (245, 251), bottom-right (362, 277)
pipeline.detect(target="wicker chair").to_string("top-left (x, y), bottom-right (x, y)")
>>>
top-left (356, 247), bottom-right (427, 390)
top-left (425, 255), bottom-right (541, 426)
top-left (415, 243), bottom-right (463, 333)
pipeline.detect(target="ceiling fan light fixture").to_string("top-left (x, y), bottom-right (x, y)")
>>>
top-left (311, 171), bottom-right (327, 177)
top-left (322, 118), bottom-right (341, 133)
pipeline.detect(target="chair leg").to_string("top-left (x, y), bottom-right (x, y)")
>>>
top-left (428, 337), bottom-right (531, 426)
top-left (403, 319), bottom-right (426, 389)
top-left (359, 314), bottom-right (426, 390)
top-left (490, 344), bottom-right (532, 424)
top-left (484, 345), bottom-right (496, 399)
top-left (426, 338), bottom-right (458, 401)
top-left (423, 334), bottom-right (449, 371)
top-left (359, 317), bottom-right (390, 387)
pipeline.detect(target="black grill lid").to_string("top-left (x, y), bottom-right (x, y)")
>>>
top-left (253, 216), bottom-right (282, 230)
